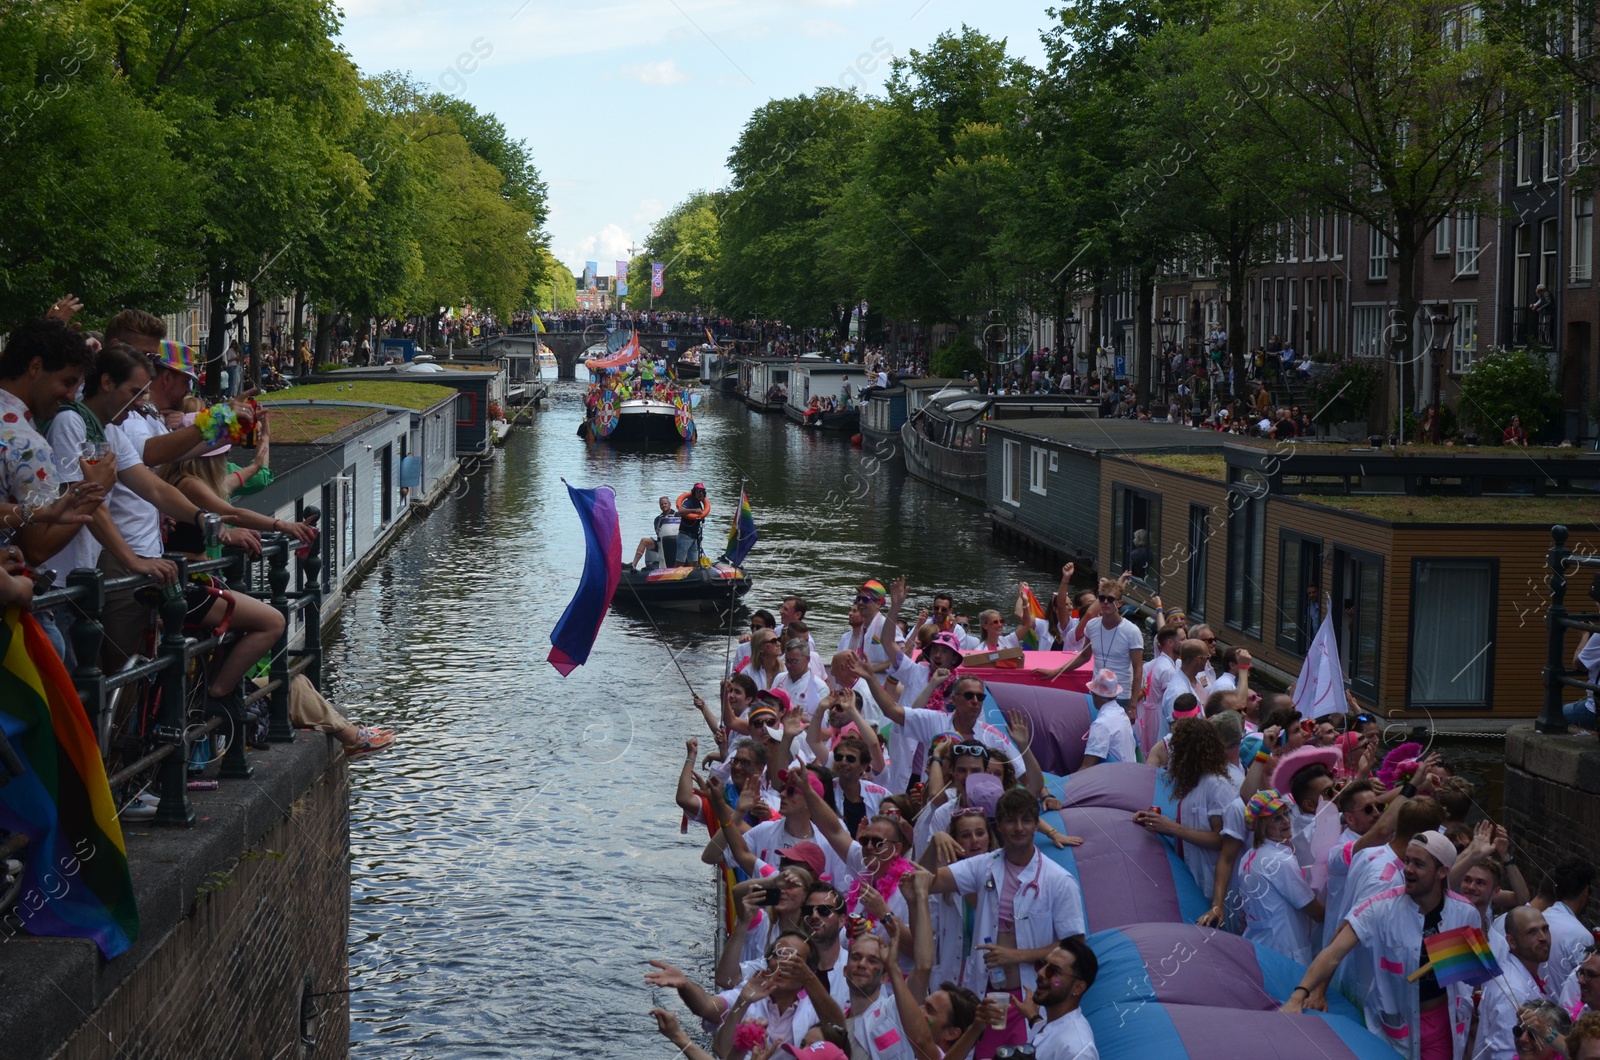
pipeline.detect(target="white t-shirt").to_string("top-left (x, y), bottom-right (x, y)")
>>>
top-left (1158, 671), bottom-right (1199, 746)
top-left (1175, 772), bottom-right (1238, 900)
top-left (1580, 633), bottom-right (1600, 688)
top-left (837, 614), bottom-right (904, 670)
top-left (1083, 618), bottom-right (1141, 697)
top-left (772, 670), bottom-right (830, 719)
top-left (714, 987), bottom-right (819, 1049)
top-left (1031, 1008), bottom-right (1099, 1060)
top-left (731, 818), bottom-right (853, 889)
top-left (106, 411), bottom-right (168, 558)
top-left (851, 988), bottom-right (916, 1060)
top-left (1084, 702), bottom-right (1136, 764)
top-left (1214, 673), bottom-right (1238, 693)
top-left (41, 409), bottom-right (143, 578)
top-left (1240, 840), bottom-right (1318, 964)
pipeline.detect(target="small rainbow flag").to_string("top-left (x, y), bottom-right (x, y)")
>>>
top-left (1019, 583), bottom-right (1047, 650)
top-left (1421, 926), bottom-right (1502, 988)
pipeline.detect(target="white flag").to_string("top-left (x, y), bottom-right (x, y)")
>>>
top-left (1292, 609), bottom-right (1348, 719)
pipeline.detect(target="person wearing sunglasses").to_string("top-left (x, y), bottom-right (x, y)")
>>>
top-left (1562, 946), bottom-right (1600, 1020)
top-left (816, 728), bottom-right (888, 838)
top-left (836, 578), bottom-right (903, 674)
top-left (1016, 938), bottom-right (1099, 1060)
top-left (798, 883), bottom-right (852, 1007)
top-left (1031, 579), bottom-right (1143, 722)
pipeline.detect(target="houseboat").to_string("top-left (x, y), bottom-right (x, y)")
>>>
top-left (864, 377), bottom-right (977, 449)
top-left (700, 347), bottom-right (740, 394)
top-left (322, 361), bottom-right (509, 458)
top-left (984, 419), bottom-right (1600, 724)
top-left (739, 356), bottom-right (794, 412)
top-left (901, 391), bottom-right (995, 503)
top-left (784, 357), bottom-right (863, 432)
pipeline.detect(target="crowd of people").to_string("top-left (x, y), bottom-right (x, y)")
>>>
top-left (0, 301), bottom-right (396, 770)
top-left (644, 570), bottom-right (1600, 1060)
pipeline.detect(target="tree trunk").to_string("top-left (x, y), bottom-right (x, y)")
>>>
top-left (1227, 251), bottom-right (1249, 405)
top-left (246, 290), bottom-right (263, 392)
top-left (1390, 230), bottom-right (1422, 443)
top-left (292, 290), bottom-right (307, 378)
top-left (314, 310), bottom-right (335, 363)
top-left (1135, 262), bottom-right (1156, 409)
top-left (204, 273), bottom-right (230, 399)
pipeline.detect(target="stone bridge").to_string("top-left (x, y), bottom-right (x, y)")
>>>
top-left (478, 331), bottom-right (729, 380)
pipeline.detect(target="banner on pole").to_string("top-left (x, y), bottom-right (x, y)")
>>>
top-left (615, 260), bottom-right (629, 297)
top-left (651, 261), bottom-right (665, 298)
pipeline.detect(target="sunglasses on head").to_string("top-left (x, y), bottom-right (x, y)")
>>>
top-left (951, 806), bottom-right (987, 821)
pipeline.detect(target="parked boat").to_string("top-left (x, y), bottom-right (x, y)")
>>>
top-left (901, 391), bottom-right (993, 502)
top-left (701, 347), bottom-right (740, 394)
top-left (578, 330), bottom-right (697, 446)
top-left (613, 561), bottom-right (753, 613)
top-left (783, 357), bottom-right (864, 432)
top-left (861, 384), bottom-right (907, 447)
top-left (738, 356), bottom-right (793, 412)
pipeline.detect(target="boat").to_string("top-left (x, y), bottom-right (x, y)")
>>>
top-left (738, 356), bottom-right (793, 412)
top-left (861, 384), bottom-right (907, 447)
top-left (700, 346), bottom-right (739, 394)
top-left (613, 561), bottom-right (753, 613)
top-left (783, 357), bottom-right (863, 432)
top-left (900, 390), bottom-right (993, 502)
top-left (577, 330), bottom-right (697, 446)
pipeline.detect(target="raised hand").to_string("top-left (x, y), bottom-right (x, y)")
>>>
top-left (644, 959), bottom-right (689, 989)
top-left (1003, 708), bottom-right (1031, 752)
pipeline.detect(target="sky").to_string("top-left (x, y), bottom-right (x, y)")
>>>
top-left (334, 0), bottom-right (1052, 279)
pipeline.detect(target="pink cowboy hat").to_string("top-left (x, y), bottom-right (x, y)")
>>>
top-left (1271, 744), bottom-right (1342, 795)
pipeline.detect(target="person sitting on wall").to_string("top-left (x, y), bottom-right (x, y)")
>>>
top-left (1504, 414), bottom-right (1528, 445)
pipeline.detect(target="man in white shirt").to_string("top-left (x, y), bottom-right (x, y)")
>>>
top-left (1028, 938), bottom-right (1100, 1060)
top-left (1540, 860), bottom-right (1596, 987)
top-left (868, 667), bottom-right (1022, 796)
top-left (837, 580), bottom-right (905, 673)
top-left (1158, 640), bottom-right (1209, 748)
top-left (1037, 579), bottom-right (1143, 715)
top-left (773, 637), bottom-right (830, 718)
top-left (1479, 906), bottom-right (1560, 1059)
top-left (1079, 670), bottom-right (1135, 768)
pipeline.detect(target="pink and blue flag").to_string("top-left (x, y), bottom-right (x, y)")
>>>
top-left (547, 482), bottom-right (622, 676)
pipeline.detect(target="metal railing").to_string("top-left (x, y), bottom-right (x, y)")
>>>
top-left (28, 531), bottom-right (325, 826)
top-left (1540, 524), bottom-right (1600, 733)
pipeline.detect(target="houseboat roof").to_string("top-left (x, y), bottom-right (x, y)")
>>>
top-left (264, 381), bottom-right (458, 411)
top-left (900, 377), bottom-right (972, 391)
top-left (253, 405), bottom-right (387, 445)
top-left (986, 418), bottom-right (1228, 455)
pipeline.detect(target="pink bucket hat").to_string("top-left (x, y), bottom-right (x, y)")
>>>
top-left (1086, 668), bottom-right (1122, 700)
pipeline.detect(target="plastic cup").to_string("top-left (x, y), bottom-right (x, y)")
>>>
top-left (984, 992), bottom-right (1010, 1029)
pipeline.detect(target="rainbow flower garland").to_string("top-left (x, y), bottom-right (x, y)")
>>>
top-left (192, 404), bottom-right (246, 447)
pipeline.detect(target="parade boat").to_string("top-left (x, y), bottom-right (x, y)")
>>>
top-left (613, 560), bottom-right (753, 613)
top-left (578, 330), bottom-right (697, 446)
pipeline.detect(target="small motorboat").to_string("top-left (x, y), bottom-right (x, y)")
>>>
top-left (614, 561), bottom-right (753, 612)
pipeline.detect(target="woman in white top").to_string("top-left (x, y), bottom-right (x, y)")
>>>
top-left (921, 807), bottom-right (996, 989)
top-left (1134, 718), bottom-right (1237, 901)
top-left (1238, 789), bottom-right (1324, 965)
top-left (747, 628), bottom-right (783, 693)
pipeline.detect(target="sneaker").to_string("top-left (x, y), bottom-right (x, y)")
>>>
top-left (120, 791), bottom-right (161, 821)
top-left (345, 727), bottom-right (395, 757)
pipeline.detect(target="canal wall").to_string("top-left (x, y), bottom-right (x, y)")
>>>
top-left (1505, 726), bottom-right (1600, 924)
top-left (1, 736), bottom-right (350, 1060)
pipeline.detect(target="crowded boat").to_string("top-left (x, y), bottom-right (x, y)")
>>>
top-left (644, 572), bottom-right (1600, 1060)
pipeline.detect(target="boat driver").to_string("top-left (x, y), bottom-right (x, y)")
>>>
top-left (675, 483), bottom-right (711, 564)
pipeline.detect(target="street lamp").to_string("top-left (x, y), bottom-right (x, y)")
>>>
top-left (1156, 312), bottom-right (1179, 410)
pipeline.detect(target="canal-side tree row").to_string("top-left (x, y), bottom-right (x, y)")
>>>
top-left (641, 0), bottom-right (1563, 380)
top-left (0, 0), bottom-right (552, 347)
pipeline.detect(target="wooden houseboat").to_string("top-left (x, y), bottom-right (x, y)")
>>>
top-left (739, 356), bottom-right (793, 412)
top-left (784, 358), bottom-right (864, 432)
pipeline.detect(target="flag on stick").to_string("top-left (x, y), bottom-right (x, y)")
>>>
top-left (1018, 583), bottom-right (1046, 650)
top-left (721, 488), bottom-right (758, 568)
top-left (1410, 926), bottom-right (1503, 988)
top-left (547, 483), bottom-right (622, 675)
top-left (1291, 609), bottom-right (1348, 718)
top-left (0, 607), bottom-right (139, 957)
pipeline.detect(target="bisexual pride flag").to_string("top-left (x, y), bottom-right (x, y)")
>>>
top-left (722, 488), bottom-right (758, 568)
top-left (1421, 926), bottom-right (1503, 988)
top-left (547, 483), bottom-right (622, 676)
top-left (0, 606), bottom-right (138, 957)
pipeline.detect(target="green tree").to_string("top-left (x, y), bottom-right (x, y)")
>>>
top-left (629, 191), bottom-right (723, 312)
top-left (1457, 349), bottom-right (1560, 440)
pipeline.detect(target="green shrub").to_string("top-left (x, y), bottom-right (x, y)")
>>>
top-left (930, 337), bottom-right (983, 379)
top-left (1306, 357), bottom-right (1385, 425)
top-left (1456, 349), bottom-right (1559, 441)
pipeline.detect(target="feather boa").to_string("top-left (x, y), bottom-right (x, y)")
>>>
top-left (733, 1022), bottom-right (768, 1051)
top-left (925, 669), bottom-right (959, 713)
top-left (846, 855), bottom-right (915, 917)
top-left (1377, 741), bottom-right (1424, 788)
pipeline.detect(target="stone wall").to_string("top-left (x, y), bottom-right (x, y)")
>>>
top-left (1504, 725), bottom-right (1600, 925)
top-left (0, 735), bottom-right (349, 1060)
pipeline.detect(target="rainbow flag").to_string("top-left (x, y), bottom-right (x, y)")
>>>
top-left (0, 607), bottom-right (138, 957)
top-left (1019, 583), bottom-right (1047, 650)
top-left (721, 488), bottom-right (758, 568)
top-left (547, 483), bottom-right (622, 675)
top-left (1423, 926), bottom-right (1502, 988)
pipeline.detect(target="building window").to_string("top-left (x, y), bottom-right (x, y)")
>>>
top-left (1436, 215), bottom-right (1452, 256)
top-left (1224, 491), bottom-right (1265, 636)
top-left (1452, 302), bottom-right (1479, 374)
top-left (1331, 212), bottom-right (1343, 259)
top-left (1277, 532), bottom-right (1324, 656)
top-left (1002, 440), bottom-right (1021, 505)
top-left (341, 467), bottom-right (357, 566)
top-left (456, 393), bottom-right (477, 425)
top-left (1333, 278), bottom-right (1345, 352)
top-left (1574, 193), bottom-right (1594, 282)
top-left (1353, 305), bottom-right (1385, 357)
top-left (1187, 505), bottom-right (1209, 621)
top-left (1454, 211), bottom-right (1479, 275)
top-left (1544, 113), bottom-right (1561, 182)
top-left (1368, 227), bottom-right (1389, 280)
top-left (1408, 559), bottom-right (1497, 709)
top-left (1541, 217), bottom-right (1559, 289)
top-left (1111, 483), bottom-right (1160, 585)
top-left (1514, 224), bottom-right (1532, 306)
top-left (1028, 446), bottom-right (1049, 495)
top-left (1333, 547), bottom-right (1383, 699)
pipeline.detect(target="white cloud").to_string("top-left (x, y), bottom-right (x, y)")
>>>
top-left (623, 59), bottom-right (690, 86)
top-left (798, 19), bottom-right (848, 38)
top-left (633, 198), bottom-right (665, 224)
top-left (566, 223), bottom-right (635, 273)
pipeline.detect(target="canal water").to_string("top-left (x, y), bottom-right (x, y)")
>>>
top-left (328, 376), bottom-right (1052, 1058)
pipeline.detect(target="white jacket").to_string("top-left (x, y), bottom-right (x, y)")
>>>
top-left (946, 849), bottom-right (1086, 993)
top-left (1345, 887), bottom-right (1481, 1060)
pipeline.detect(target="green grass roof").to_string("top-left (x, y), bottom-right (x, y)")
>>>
top-left (261, 381), bottom-right (456, 411)
top-left (263, 406), bottom-right (381, 444)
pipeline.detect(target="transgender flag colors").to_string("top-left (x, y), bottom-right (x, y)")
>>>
top-left (547, 482), bottom-right (623, 676)
top-left (0, 606), bottom-right (138, 958)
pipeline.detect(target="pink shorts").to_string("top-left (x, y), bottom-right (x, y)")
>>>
top-left (973, 988), bottom-right (1028, 1060)
top-left (1418, 1003), bottom-right (1451, 1060)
